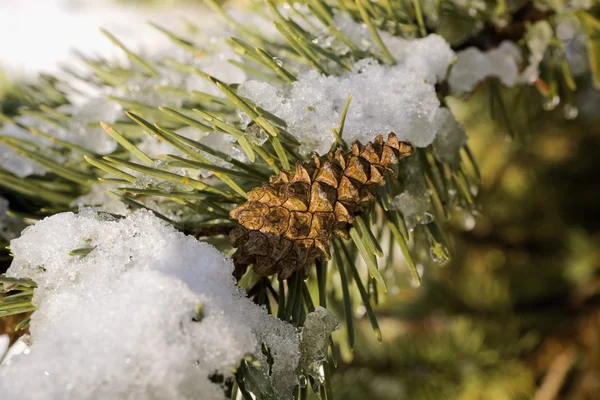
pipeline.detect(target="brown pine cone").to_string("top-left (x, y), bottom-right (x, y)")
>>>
top-left (229, 132), bottom-right (414, 280)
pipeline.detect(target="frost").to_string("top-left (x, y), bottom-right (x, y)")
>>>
top-left (239, 56), bottom-right (448, 155)
top-left (449, 41), bottom-right (522, 92)
top-left (0, 210), bottom-right (300, 400)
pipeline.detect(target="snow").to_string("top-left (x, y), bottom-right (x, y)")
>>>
top-left (0, 210), bottom-right (300, 399)
top-left (449, 41), bottom-right (522, 92)
top-left (70, 184), bottom-right (129, 216)
top-left (0, 335), bottom-right (8, 361)
top-left (521, 21), bottom-right (554, 84)
top-left (299, 307), bottom-right (338, 381)
top-left (0, 123), bottom-right (48, 177)
top-left (0, 335), bottom-right (29, 367)
top-left (382, 33), bottom-right (456, 84)
top-left (64, 97), bottom-right (122, 155)
top-left (237, 14), bottom-right (457, 155)
top-left (239, 54), bottom-right (450, 155)
top-left (431, 108), bottom-right (468, 164)
top-left (331, 14), bottom-right (455, 83)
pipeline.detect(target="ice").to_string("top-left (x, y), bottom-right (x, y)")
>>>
top-left (449, 41), bottom-right (522, 92)
top-left (431, 108), bottom-right (468, 164)
top-left (1, 210), bottom-right (300, 399)
top-left (391, 157), bottom-right (433, 231)
top-left (239, 58), bottom-right (445, 155)
top-left (299, 307), bottom-right (339, 381)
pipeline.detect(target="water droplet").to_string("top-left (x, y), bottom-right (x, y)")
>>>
top-left (298, 375), bottom-right (307, 388)
top-left (563, 104), bottom-right (579, 120)
top-left (543, 95), bottom-right (560, 111)
top-left (465, 215), bottom-right (476, 231)
top-left (355, 305), bottom-right (366, 317)
top-left (430, 245), bottom-right (450, 263)
top-left (312, 38), bottom-right (319, 44)
top-left (274, 57), bottom-right (284, 67)
top-left (416, 212), bottom-right (434, 225)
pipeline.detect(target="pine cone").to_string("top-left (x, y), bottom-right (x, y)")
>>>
top-left (229, 132), bottom-right (414, 279)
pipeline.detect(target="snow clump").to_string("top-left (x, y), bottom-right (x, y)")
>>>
top-left (0, 210), bottom-right (300, 400)
top-left (239, 34), bottom-right (456, 155)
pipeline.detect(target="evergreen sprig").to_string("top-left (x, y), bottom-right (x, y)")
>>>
top-left (0, 1), bottom-right (599, 399)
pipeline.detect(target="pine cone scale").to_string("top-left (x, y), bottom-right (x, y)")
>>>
top-left (229, 132), bottom-right (414, 279)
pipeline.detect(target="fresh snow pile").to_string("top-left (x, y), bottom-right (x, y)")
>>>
top-left (0, 210), bottom-right (300, 399)
top-left (239, 34), bottom-right (456, 155)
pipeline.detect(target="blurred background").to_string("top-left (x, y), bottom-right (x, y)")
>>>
top-left (1, 1), bottom-right (600, 399)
